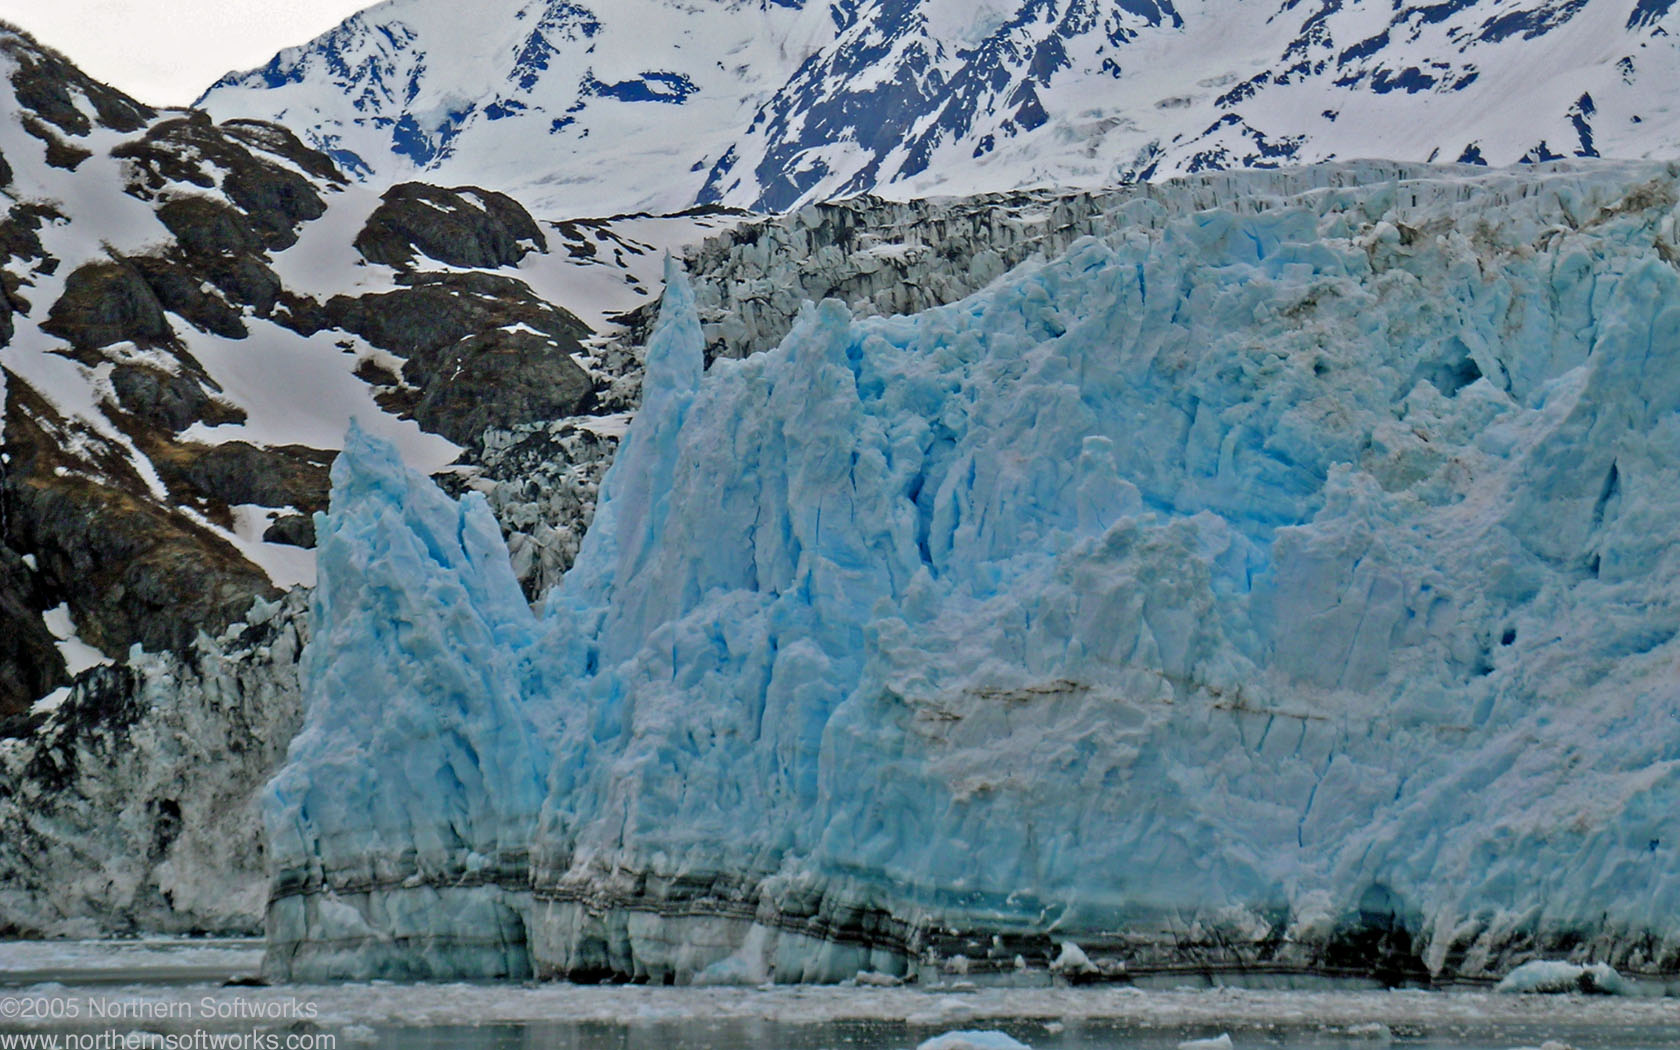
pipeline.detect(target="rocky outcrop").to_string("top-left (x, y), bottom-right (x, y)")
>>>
top-left (41, 261), bottom-right (174, 350)
top-left (150, 195), bottom-right (287, 326)
top-left (262, 514), bottom-right (315, 549)
top-left (147, 441), bottom-right (333, 528)
top-left (1, 383), bottom-right (279, 657)
top-left (20, 115), bottom-right (89, 170)
top-left (328, 272), bottom-right (591, 448)
top-left (127, 256), bottom-right (249, 340)
top-left (108, 364), bottom-right (246, 433)
top-left (0, 545), bottom-right (66, 729)
top-left (114, 112), bottom-right (334, 249)
top-left (328, 271), bottom-right (587, 357)
top-left (412, 331), bottom-right (591, 447)
top-left (355, 182), bottom-right (547, 270)
top-left (0, 26), bottom-right (151, 137)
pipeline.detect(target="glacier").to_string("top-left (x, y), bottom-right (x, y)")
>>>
top-left (265, 162), bottom-right (1680, 985)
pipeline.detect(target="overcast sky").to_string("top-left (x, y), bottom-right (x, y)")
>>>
top-left (0, 0), bottom-right (376, 106)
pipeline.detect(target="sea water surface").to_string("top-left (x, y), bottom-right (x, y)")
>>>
top-left (1, 941), bottom-right (1676, 1050)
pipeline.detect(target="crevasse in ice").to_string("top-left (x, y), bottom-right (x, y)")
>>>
top-left (265, 163), bottom-right (1680, 983)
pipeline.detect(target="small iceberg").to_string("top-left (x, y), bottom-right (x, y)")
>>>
top-left (1494, 960), bottom-right (1629, 995)
top-left (917, 1032), bottom-right (1033, 1050)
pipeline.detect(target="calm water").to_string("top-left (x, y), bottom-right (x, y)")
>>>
top-left (360, 1018), bottom-right (1680, 1050)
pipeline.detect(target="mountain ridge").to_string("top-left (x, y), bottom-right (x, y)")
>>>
top-left (198, 0), bottom-right (1680, 215)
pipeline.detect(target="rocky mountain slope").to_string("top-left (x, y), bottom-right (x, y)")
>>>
top-left (0, 22), bottom-right (737, 935)
top-left (198, 0), bottom-right (1680, 214)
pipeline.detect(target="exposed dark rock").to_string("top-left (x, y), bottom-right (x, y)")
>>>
top-left (271, 291), bottom-right (330, 336)
top-left (263, 514), bottom-right (316, 549)
top-left (355, 183), bottom-right (547, 270)
top-left (1, 30), bottom-right (153, 137)
top-left (323, 272), bottom-right (591, 445)
top-left (157, 197), bottom-right (265, 259)
top-left (1, 201), bottom-right (59, 268)
top-left (109, 364), bottom-right (246, 434)
top-left (0, 202), bottom-right (54, 349)
top-left (7, 468), bottom-right (277, 656)
top-left (0, 543), bottom-right (67, 727)
top-left (114, 115), bottom-right (220, 192)
top-left (219, 120), bottom-right (343, 184)
top-left (2, 381), bottom-right (277, 658)
top-left (128, 256), bottom-right (248, 339)
top-left (204, 255), bottom-right (283, 318)
top-left (352, 357), bottom-right (401, 385)
top-left (413, 330), bottom-right (593, 447)
top-left (326, 271), bottom-right (587, 361)
top-left (149, 441), bottom-right (333, 517)
top-left (41, 261), bottom-right (174, 350)
top-left (222, 163), bottom-right (327, 250)
top-left (114, 114), bottom-right (328, 249)
top-left (20, 115), bottom-right (91, 170)
top-left (150, 197), bottom-right (291, 323)
top-left (0, 144), bottom-right (12, 187)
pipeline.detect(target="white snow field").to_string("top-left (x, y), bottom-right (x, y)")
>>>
top-left (264, 159), bottom-right (1680, 988)
top-left (196, 0), bottom-right (1680, 214)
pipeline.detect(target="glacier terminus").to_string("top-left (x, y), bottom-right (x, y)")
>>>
top-left (264, 161), bottom-right (1680, 988)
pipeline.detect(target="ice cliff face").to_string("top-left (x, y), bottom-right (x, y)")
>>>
top-left (268, 160), bottom-right (1680, 985)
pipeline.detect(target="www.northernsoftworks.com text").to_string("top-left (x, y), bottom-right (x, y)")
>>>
top-left (1, 998), bottom-right (318, 1024)
top-left (0, 1032), bottom-right (335, 1050)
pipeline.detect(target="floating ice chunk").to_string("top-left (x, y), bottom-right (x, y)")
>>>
top-left (1495, 960), bottom-right (1629, 996)
top-left (917, 1031), bottom-right (1033, 1050)
top-left (1178, 1036), bottom-right (1234, 1050)
top-left (1343, 1022), bottom-right (1394, 1042)
top-left (1050, 942), bottom-right (1098, 976)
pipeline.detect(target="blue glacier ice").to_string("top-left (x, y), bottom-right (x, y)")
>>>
top-left (265, 164), bottom-right (1680, 985)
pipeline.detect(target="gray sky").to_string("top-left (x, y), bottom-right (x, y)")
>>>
top-left (0, 0), bottom-right (376, 106)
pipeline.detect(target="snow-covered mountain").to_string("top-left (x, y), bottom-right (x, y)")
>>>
top-left (199, 0), bottom-right (1680, 214)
